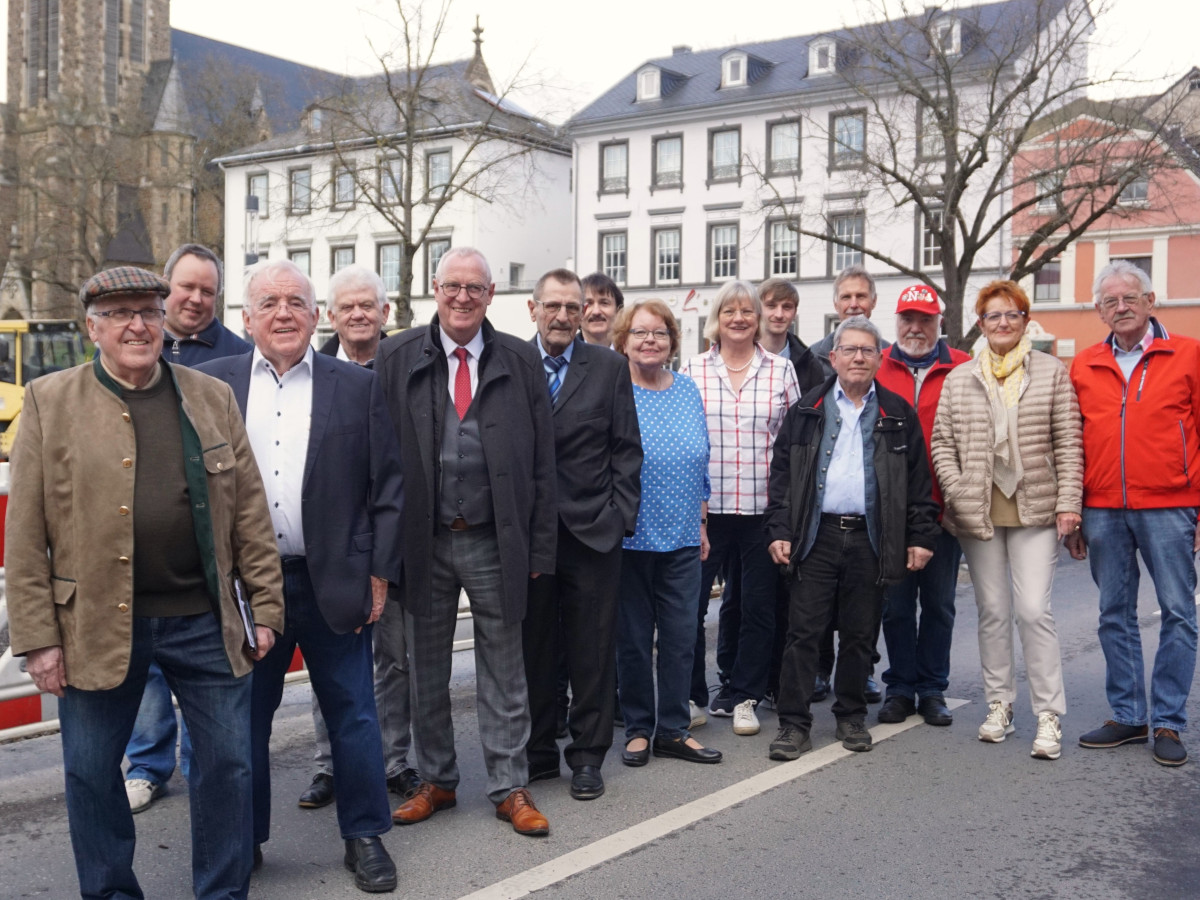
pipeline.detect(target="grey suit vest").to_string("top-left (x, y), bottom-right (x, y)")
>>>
top-left (438, 396), bottom-right (494, 527)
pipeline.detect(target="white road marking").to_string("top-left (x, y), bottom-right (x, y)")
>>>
top-left (458, 698), bottom-right (969, 900)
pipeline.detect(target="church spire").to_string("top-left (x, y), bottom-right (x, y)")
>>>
top-left (464, 15), bottom-right (495, 94)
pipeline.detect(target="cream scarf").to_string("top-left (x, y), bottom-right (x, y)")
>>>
top-left (977, 334), bottom-right (1031, 498)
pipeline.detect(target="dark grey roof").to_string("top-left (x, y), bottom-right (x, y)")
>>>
top-left (569, 0), bottom-right (1069, 128)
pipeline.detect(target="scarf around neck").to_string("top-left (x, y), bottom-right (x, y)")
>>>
top-left (978, 334), bottom-right (1032, 498)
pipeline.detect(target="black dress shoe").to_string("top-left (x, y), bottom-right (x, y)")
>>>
top-left (812, 673), bottom-right (831, 703)
top-left (343, 836), bottom-right (397, 893)
top-left (865, 677), bottom-right (883, 704)
top-left (569, 765), bottom-right (605, 800)
top-left (298, 773), bottom-right (335, 809)
top-left (385, 767), bottom-right (422, 799)
top-left (652, 736), bottom-right (723, 764)
top-left (918, 694), bottom-right (953, 726)
top-left (877, 694), bottom-right (916, 724)
top-left (622, 740), bottom-right (651, 767)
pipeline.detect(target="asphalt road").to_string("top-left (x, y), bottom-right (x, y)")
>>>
top-left (2, 548), bottom-right (1198, 900)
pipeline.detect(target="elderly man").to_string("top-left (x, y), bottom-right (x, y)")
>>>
top-left (764, 315), bottom-right (938, 757)
top-left (875, 285), bottom-right (970, 726)
top-left (580, 272), bottom-right (624, 347)
top-left (522, 269), bottom-right (642, 801)
top-left (6, 266), bottom-right (283, 900)
top-left (379, 247), bottom-right (556, 836)
top-left (300, 264), bottom-right (418, 811)
top-left (1067, 260), bottom-right (1200, 767)
top-left (124, 243), bottom-right (254, 815)
top-left (197, 260), bottom-right (404, 891)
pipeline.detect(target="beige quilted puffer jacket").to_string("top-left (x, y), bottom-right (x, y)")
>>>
top-left (931, 349), bottom-right (1082, 541)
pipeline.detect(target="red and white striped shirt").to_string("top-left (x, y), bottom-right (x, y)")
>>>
top-left (681, 344), bottom-right (801, 514)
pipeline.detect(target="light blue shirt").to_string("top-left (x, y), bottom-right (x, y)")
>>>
top-left (1111, 324), bottom-right (1154, 382)
top-left (536, 334), bottom-right (575, 388)
top-left (820, 385), bottom-right (872, 515)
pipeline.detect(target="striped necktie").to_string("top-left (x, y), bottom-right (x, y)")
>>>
top-left (544, 355), bottom-right (567, 403)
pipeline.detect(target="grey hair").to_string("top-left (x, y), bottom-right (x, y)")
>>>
top-left (833, 264), bottom-right (877, 302)
top-left (244, 259), bottom-right (317, 311)
top-left (328, 264), bottom-right (386, 308)
top-left (833, 314), bottom-right (884, 350)
top-left (165, 243), bottom-right (223, 297)
top-left (1093, 260), bottom-right (1152, 303)
top-left (703, 280), bottom-right (763, 343)
top-left (434, 246), bottom-right (492, 286)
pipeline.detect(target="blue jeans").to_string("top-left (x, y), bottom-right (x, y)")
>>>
top-left (1083, 506), bottom-right (1199, 731)
top-left (124, 662), bottom-right (193, 785)
top-left (252, 558), bottom-right (392, 844)
top-left (59, 613), bottom-right (253, 900)
top-left (618, 547), bottom-right (702, 741)
top-left (881, 529), bottom-right (961, 699)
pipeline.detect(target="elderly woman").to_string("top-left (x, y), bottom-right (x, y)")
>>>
top-left (682, 280), bottom-right (801, 739)
top-left (932, 280), bottom-right (1082, 761)
top-left (612, 300), bottom-right (721, 766)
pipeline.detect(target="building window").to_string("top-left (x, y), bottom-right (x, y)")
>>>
top-left (289, 249), bottom-right (311, 276)
top-left (830, 112), bottom-right (865, 168)
top-left (710, 224), bottom-right (739, 281)
top-left (601, 232), bottom-right (627, 285)
top-left (769, 221), bottom-right (798, 277)
top-left (918, 105), bottom-right (945, 160)
top-left (380, 157), bottom-right (403, 204)
top-left (1118, 176), bottom-right (1149, 206)
top-left (600, 142), bottom-right (629, 194)
top-left (333, 166), bottom-right (355, 209)
top-left (308, 108), bottom-right (325, 133)
top-left (768, 120), bottom-right (801, 176)
top-left (426, 150), bottom-right (451, 199)
top-left (652, 135), bottom-right (683, 189)
top-left (1033, 260), bottom-right (1061, 302)
top-left (289, 168), bottom-right (311, 215)
top-left (830, 213), bottom-right (864, 272)
top-left (709, 128), bottom-right (740, 183)
top-left (1036, 173), bottom-right (1063, 212)
top-left (722, 53), bottom-right (746, 88)
top-left (921, 208), bottom-right (944, 269)
top-left (930, 19), bottom-right (960, 55)
top-left (509, 263), bottom-right (524, 289)
top-left (653, 228), bottom-right (681, 285)
top-left (332, 246), bottom-right (355, 274)
top-left (248, 173), bottom-right (268, 219)
top-left (637, 67), bottom-right (660, 101)
top-left (426, 238), bottom-right (451, 292)
top-left (810, 40), bottom-right (836, 75)
top-left (377, 243), bottom-right (401, 294)
top-left (1112, 256), bottom-right (1152, 280)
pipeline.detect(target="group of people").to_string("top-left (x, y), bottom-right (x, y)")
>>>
top-left (5, 245), bottom-right (1197, 900)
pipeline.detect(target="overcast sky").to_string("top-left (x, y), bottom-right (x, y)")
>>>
top-left (1, 0), bottom-right (1195, 117)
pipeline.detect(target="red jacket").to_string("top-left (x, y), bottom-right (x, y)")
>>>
top-left (1069, 319), bottom-right (1200, 510)
top-left (877, 341), bottom-right (971, 509)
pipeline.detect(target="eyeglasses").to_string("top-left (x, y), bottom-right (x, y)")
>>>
top-left (91, 307), bottom-right (166, 325)
top-left (535, 300), bottom-right (583, 317)
top-left (719, 307), bottom-right (757, 319)
top-left (629, 328), bottom-right (671, 341)
top-left (1098, 293), bottom-right (1148, 311)
top-left (439, 281), bottom-right (489, 300)
top-left (980, 311), bottom-right (1027, 324)
top-left (835, 345), bottom-right (880, 359)
top-left (253, 297), bottom-right (313, 315)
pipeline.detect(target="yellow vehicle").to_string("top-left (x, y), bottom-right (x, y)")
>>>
top-left (0, 319), bottom-right (89, 459)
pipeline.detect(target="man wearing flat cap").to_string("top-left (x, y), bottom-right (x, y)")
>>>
top-left (5, 266), bottom-right (284, 900)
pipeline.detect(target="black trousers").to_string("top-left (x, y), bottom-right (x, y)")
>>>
top-left (523, 525), bottom-right (621, 772)
top-left (777, 519), bottom-right (885, 732)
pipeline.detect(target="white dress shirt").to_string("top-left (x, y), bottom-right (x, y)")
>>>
top-left (246, 346), bottom-right (313, 557)
top-left (821, 385), bottom-right (873, 515)
top-left (439, 327), bottom-right (486, 403)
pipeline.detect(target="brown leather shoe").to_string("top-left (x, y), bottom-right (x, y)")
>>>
top-left (392, 782), bottom-right (456, 825)
top-left (494, 787), bottom-right (549, 836)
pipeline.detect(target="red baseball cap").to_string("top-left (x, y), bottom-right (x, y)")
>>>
top-left (895, 284), bottom-right (942, 315)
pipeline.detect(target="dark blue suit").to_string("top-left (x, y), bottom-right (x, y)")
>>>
top-left (197, 350), bottom-right (404, 845)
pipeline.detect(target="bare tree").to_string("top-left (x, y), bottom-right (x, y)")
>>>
top-left (749, 0), bottom-right (1186, 348)
top-left (312, 0), bottom-right (567, 326)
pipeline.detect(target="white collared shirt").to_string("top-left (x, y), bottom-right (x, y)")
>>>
top-left (1111, 323), bottom-right (1155, 382)
top-left (246, 346), bottom-right (313, 557)
top-left (821, 385), bottom-right (873, 515)
top-left (439, 327), bottom-right (486, 403)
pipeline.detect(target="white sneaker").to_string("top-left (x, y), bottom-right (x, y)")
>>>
top-left (125, 778), bottom-right (163, 814)
top-left (689, 701), bottom-right (708, 729)
top-left (732, 699), bottom-right (760, 735)
top-left (978, 700), bottom-right (1015, 743)
top-left (1032, 712), bottom-right (1062, 760)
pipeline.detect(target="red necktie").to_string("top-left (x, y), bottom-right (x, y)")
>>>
top-left (453, 347), bottom-right (472, 419)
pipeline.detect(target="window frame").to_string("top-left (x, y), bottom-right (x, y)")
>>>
top-left (247, 172), bottom-right (269, 219)
top-left (651, 226), bottom-right (682, 287)
top-left (766, 118), bottom-right (801, 178)
top-left (599, 230), bottom-right (628, 286)
top-left (332, 165), bottom-right (356, 210)
top-left (917, 104), bottom-right (946, 161)
top-left (810, 40), bottom-right (836, 75)
top-left (288, 167), bottom-right (312, 215)
top-left (1036, 173), bottom-right (1064, 213)
top-left (376, 242), bottom-right (402, 295)
top-left (425, 238), bottom-right (452, 295)
top-left (599, 140), bottom-right (630, 196)
top-left (829, 111), bottom-right (867, 171)
top-left (1117, 175), bottom-right (1150, 207)
top-left (379, 156), bottom-right (403, 206)
top-left (722, 53), bottom-right (747, 88)
top-left (1033, 260), bottom-right (1061, 303)
top-left (330, 245), bottom-right (355, 275)
top-left (917, 206), bottom-right (944, 270)
top-left (707, 126), bottom-right (742, 187)
top-left (651, 133), bottom-right (684, 192)
top-left (707, 221), bottom-right (740, 283)
top-left (827, 212), bottom-right (865, 275)
top-left (288, 247), bottom-right (312, 277)
top-left (637, 67), bottom-right (660, 101)
top-left (425, 149), bottom-right (452, 201)
top-left (766, 219), bottom-right (799, 278)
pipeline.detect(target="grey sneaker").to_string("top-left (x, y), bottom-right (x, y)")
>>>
top-left (978, 700), bottom-right (1015, 743)
top-left (689, 701), bottom-right (708, 729)
top-left (125, 778), bottom-right (163, 814)
top-left (836, 719), bottom-right (873, 752)
top-left (768, 725), bottom-right (812, 761)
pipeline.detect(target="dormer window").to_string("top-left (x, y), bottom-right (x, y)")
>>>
top-left (810, 40), bottom-right (836, 76)
top-left (637, 66), bottom-right (661, 102)
top-left (722, 52), bottom-right (747, 88)
top-left (308, 108), bottom-right (325, 133)
top-left (930, 18), bottom-right (961, 56)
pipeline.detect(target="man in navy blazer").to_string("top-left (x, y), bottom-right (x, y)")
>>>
top-left (196, 259), bottom-right (404, 893)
